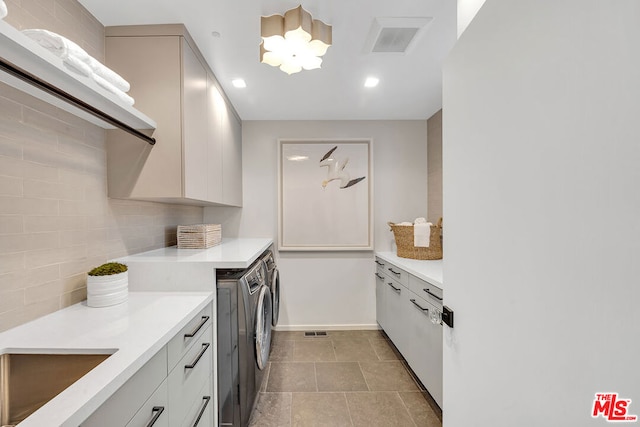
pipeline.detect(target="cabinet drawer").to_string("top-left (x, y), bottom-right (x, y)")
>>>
top-left (383, 263), bottom-right (409, 287)
top-left (82, 348), bottom-right (167, 427)
top-left (168, 324), bottom-right (213, 426)
top-left (126, 379), bottom-right (169, 427)
top-left (374, 257), bottom-right (387, 274)
top-left (383, 274), bottom-right (404, 294)
top-left (168, 303), bottom-right (213, 368)
top-left (409, 275), bottom-right (443, 306)
top-left (180, 374), bottom-right (213, 427)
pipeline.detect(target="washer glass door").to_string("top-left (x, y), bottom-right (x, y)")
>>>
top-left (254, 285), bottom-right (272, 370)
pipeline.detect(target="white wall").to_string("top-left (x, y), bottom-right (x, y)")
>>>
top-left (457, 0), bottom-right (486, 37)
top-left (205, 120), bottom-right (428, 329)
top-left (443, 1), bottom-right (640, 425)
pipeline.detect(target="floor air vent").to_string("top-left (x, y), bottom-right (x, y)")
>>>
top-left (304, 331), bottom-right (328, 337)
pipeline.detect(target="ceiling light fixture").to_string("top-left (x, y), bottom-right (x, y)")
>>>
top-left (260, 5), bottom-right (332, 75)
top-left (364, 77), bottom-right (379, 88)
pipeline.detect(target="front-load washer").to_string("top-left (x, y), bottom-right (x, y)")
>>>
top-left (260, 249), bottom-right (280, 327)
top-left (217, 259), bottom-right (272, 427)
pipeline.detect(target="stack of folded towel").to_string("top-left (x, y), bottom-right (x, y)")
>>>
top-left (413, 217), bottom-right (432, 248)
top-left (1, 0), bottom-right (8, 19)
top-left (22, 29), bottom-right (134, 106)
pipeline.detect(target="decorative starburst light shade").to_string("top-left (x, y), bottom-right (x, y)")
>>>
top-left (260, 5), bottom-right (332, 75)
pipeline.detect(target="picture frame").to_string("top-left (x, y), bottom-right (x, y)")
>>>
top-left (278, 138), bottom-right (374, 251)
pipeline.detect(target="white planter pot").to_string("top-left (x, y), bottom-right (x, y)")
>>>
top-left (87, 271), bottom-right (128, 307)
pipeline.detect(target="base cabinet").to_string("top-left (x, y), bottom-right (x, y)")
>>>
top-left (168, 324), bottom-right (213, 426)
top-left (374, 256), bottom-right (443, 408)
top-left (82, 303), bottom-right (214, 426)
top-left (374, 272), bottom-right (387, 331)
top-left (406, 293), bottom-right (443, 406)
top-left (384, 275), bottom-right (411, 357)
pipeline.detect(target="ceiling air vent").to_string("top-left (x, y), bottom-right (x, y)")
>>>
top-left (364, 17), bottom-right (433, 54)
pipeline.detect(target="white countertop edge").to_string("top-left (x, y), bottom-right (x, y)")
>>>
top-left (375, 251), bottom-right (443, 288)
top-left (116, 238), bottom-right (273, 269)
top-left (1, 292), bottom-right (214, 427)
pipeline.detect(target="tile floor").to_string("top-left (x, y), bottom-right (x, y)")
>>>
top-left (249, 330), bottom-right (442, 427)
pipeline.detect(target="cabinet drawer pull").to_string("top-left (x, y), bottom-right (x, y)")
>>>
top-left (375, 260), bottom-right (384, 266)
top-left (375, 273), bottom-right (384, 280)
top-left (422, 288), bottom-right (443, 301)
top-left (185, 343), bottom-right (210, 369)
top-left (146, 406), bottom-right (165, 427)
top-left (184, 316), bottom-right (210, 338)
top-left (410, 299), bottom-right (429, 312)
top-left (387, 282), bottom-right (401, 293)
top-left (192, 396), bottom-right (211, 427)
top-left (388, 268), bottom-right (401, 276)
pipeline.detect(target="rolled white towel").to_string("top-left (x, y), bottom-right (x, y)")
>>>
top-left (22, 29), bottom-right (91, 63)
top-left (92, 73), bottom-right (135, 106)
top-left (414, 219), bottom-right (432, 247)
top-left (1, 0), bottom-right (8, 19)
top-left (22, 29), bottom-right (132, 94)
top-left (87, 56), bottom-right (130, 93)
top-left (61, 54), bottom-right (92, 77)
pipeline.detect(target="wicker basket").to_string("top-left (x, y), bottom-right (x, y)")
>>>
top-left (177, 224), bottom-right (222, 249)
top-left (388, 218), bottom-right (442, 260)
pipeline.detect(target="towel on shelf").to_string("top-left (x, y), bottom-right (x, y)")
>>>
top-left (22, 29), bottom-right (136, 107)
top-left (92, 74), bottom-right (135, 106)
top-left (22, 29), bottom-right (93, 76)
top-left (22, 29), bottom-right (90, 63)
top-left (22, 29), bottom-right (131, 92)
top-left (414, 217), bottom-right (432, 247)
top-left (1, 1), bottom-right (8, 19)
top-left (87, 56), bottom-right (130, 93)
top-left (61, 54), bottom-right (92, 76)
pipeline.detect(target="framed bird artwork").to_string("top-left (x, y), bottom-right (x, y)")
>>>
top-left (278, 138), bottom-right (373, 251)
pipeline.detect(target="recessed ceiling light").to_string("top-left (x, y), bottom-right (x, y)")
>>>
top-left (232, 79), bottom-right (246, 88)
top-left (364, 77), bottom-right (379, 88)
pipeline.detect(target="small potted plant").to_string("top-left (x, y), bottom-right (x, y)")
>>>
top-left (86, 262), bottom-right (128, 307)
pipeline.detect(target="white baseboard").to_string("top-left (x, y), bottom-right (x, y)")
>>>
top-left (273, 323), bottom-right (380, 332)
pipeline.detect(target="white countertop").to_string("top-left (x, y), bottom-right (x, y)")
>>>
top-left (117, 237), bottom-right (273, 269)
top-left (0, 292), bottom-right (213, 427)
top-left (376, 252), bottom-right (443, 289)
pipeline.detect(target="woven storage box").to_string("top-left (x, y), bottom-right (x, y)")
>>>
top-left (177, 224), bottom-right (222, 249)
top-left (388, 218), bottom-right (442, 260)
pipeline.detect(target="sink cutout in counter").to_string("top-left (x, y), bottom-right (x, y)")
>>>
top-left (0, 351), bottom-right (113, 425)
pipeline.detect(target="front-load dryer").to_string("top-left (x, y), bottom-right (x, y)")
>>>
top-left (217, 259), bottom-right (272, 427)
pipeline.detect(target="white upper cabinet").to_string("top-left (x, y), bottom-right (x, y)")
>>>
top-left (182, 39), bottom-right (209, 202)
top-left (222, 101), bottom-right (243, 207)
top-left (104, 24), bottom-right (242, 207)
top-left (206, 76), bottom-right (224, 204)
